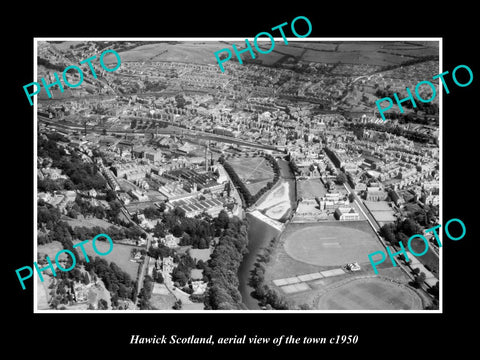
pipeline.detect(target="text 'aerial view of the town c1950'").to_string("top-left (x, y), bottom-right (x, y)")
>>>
top-left (35, 39), bottom-right (440, 312)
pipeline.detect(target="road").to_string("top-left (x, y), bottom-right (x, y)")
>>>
top-left (343, 182), bottom-right (380, 233)
top-left (343, 178), bottom-right (438, 309)
top-left (342, 180), bottom-right (416, 283)
top-left (84, 153), bottom-right (152, 306)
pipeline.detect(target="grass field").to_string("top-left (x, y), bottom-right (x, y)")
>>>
top-left (38, 241), bottom-right (64, 259)
top-left (263, 220), bottom-right (426, 310)
top-left (264, 221), bottom-right (383, 284)
top-left (150, 284), bottom-right (176, 310)
top-left (315, 277), bottom-right (423, 310)
top-left (247, 180), bottom-right (272, 195)
top-left (227, 156), bottom-right (275, 196)
top-left (72, 240), bottom-right (142, 279)
top-left (297, 179), bottom-right (327, 199)
top-left (282, 222), bottom-right (384, 267)
top-left (65, 216), bottom-right (118, 229)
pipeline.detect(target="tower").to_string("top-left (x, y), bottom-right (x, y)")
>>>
top-left (204, 141), bottom-right (209, 172)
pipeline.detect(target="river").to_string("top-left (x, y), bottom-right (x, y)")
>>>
top-left (237, 158), bottom-right (297, 309)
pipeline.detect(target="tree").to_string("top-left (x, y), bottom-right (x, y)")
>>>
top-left (348, 193), bottom-right (355, 202)
top-left (172, 224), bottom-right (183, 237)
top-left (335, 172), bottom-right (347, 185)
top-left (413, 272), bottom-right (426, 288)
top-left (98, 299), bottom-right (108, 310)
top-left (173, 299), bottom-right (182, 310)
top-left (105, 189), bottom-right (116, 202)
top-left (396, 232), bottom-right (409, 247)
top-left (143, 206), bottom-right (161, 219)
top-left (172, 268), bottom-right (188, 287)
top-left (153, 222), bottom-right (166, 238)
top-left (102, 128), bottom-right (107, 135)
top-left (173, 207), bottom-right (186, 218)
top-left (152, 268), bottom-right (164, 283)
top-left (214, 210), bottom-right (230, 230)
top-left (379, 224), bottom-right (396, 244)
top-left (158, 202), bottom-right (167, 212)
top-left (400, 218), bottom-right (422, 237)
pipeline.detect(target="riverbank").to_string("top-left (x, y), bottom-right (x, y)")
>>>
top-left (237, 158), bottom-right (297, 309)
top-left (237, 213), bottom-right (282, 309)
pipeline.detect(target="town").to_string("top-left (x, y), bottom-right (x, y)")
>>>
top-left (35, 39), bottom-right (440, 311)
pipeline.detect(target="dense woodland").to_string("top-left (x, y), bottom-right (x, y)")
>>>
top-left (37, 201), bottom-right (143, 245)
top-left (140, 212), bottom-right (249, 310)
top-left (38, 133), bottom-right (107, 191)
top-left (249, 236), bottom-right (292, 310)
top-left (84, 257), bottom-right (137, 306)
top-left (203, 216), bottom-right (249, 310)
top-left (145, 207), bottom-right (232, 249)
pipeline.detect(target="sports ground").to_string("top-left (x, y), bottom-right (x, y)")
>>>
top-left (265, 221), bottom-right (424, 310)
top-left (226, 156), bottom-right (275, 196)
top-left (283, 222), bottom-right (383, 267)
top-left (314, 277), bottom-right (422, 310)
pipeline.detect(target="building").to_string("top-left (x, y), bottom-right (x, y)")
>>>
top-left (161, 234), bottom-right (181, 248)
top-left (318, 192), bottom-right (349, 210)
top-left (144, 150), bottom-right (163, 163)
top-left (365, 186), bottom-right (388, 201)
top-left (388, 189), bottom-right (405, 206)
top-left (334, 207), bottom-right (360, 221)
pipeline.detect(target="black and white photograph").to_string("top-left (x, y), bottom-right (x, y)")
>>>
top-left (6, 7), bottom-right (477, 356)
top-left (31, 39), bottom-right (442, 312)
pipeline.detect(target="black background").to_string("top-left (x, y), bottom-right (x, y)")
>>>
top-left (5, 4), bottom-right (476, 356)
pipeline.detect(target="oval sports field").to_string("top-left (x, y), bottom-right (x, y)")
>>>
top-left (280, 222), bottom-right (423, 310)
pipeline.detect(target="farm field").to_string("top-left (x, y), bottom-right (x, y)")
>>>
top-left (114, 42), bottom-right (227, 64)
top-left (255, 40), bottom-right (438, 66)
